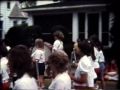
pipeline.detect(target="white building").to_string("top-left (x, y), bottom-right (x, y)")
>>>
top-left (0, 1), bottom-right (33, 39)
top-left (23, 0), bottom-right (114, 48)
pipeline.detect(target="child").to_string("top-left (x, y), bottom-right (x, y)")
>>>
top-left (31, 38), bottom-right (45, 89)
top-left (52, 30), bottom-right (64, 52)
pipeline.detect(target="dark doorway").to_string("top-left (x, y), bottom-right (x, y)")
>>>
top-left (0, 21), bottom-right (3, 39)
top-left (88, 13), bottom-right (99, 37)
top-left (34, 14), bottom-right (72, 56)
top-left (79, 13), bottom-right (85, 40)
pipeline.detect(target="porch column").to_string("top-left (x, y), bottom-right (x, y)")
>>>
top-left (98, 12), bottom-right (102, 42)
top-left (109, 12), bottom-right (115, 47)
top-left (85, 13), bottom-right (88, 39)
top-left (72, 12), bottom-right (79, 42)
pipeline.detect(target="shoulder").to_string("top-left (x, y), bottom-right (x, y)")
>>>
top-left (1, 57), bottom-right (8, 62)
top-left (79, 56), bottom-right (91, 71)
top-left (14, 74), bottom-right (37, 89)
top-left (81, 56), bottom-right (91, 65)
top-left (56, 72), bottom-right (70, 82)
top-left (0, 57), bottom-right (8, 67)
top-left (35, 49), bottom-right (44, 53)
top-left (81, 55), bottom-right (89, 61)
top-left (54, 40), bottom-right (61, 44)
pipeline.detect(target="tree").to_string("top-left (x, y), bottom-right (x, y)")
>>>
top-left (5, 25), bottom-right (41, 48)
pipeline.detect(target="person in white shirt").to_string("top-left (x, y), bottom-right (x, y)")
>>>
top-left (90, 35), bottom-right (105, 89)
top-left (8, 45), bottom-right (38, 90)
top-left (70, 40), bottom-right (94, 90)
top-left (13, 73), bottom-right (38, 90)
top-left (52, 30), bottom-right (64, 52)
top-left (87, 40), bottom-right (98, 89)
top-left (0, 57), bottom-right (9, 84)
top-left (31, 38), bottom-right (46, 89)
top-left (48, 51), bottom-right (71, 90)
top-left (0, 39), bottom-right (10, 90)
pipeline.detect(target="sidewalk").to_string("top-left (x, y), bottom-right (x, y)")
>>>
top-left (104, 80), bottom-right (117, 90)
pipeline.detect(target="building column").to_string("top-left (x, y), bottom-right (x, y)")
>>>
top-left (85, 13), bottom-right (88, 39)
top-left (72, 12), bottom-right (79, 42)
top-left (108, 12), bottom-right (115, 47)
top-left (27, 15), bottom-right (34, 26)
top-left (99, 12), bottom-right (102, 42)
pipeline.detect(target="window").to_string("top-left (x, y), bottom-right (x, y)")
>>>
top-left (0, 21), bottom-right (3, 39)
top-left (13, 20), bottom-right (18, 26)
top-left (22, 21), bottom-right (26, 24)
top-left (21, 21), bottom-right (28, 26)
top-left (88, 13), bottom-right (99, 37)
top-left (7, 1), bottom-right (10, 9)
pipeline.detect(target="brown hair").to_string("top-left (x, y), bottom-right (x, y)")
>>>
top-left (35, 38), bottom-right (44, 48)
top-left (8, 45), bottom-right (33, 78)
top-left (77, 39), bottom-right (96, 60)
top-left (48, 51), bottom-right (68, 74)
top-left (53, 30), bottom-right (64, 40)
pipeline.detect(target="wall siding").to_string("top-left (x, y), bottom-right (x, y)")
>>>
top-left (0, 1), bottom-right (33, 39)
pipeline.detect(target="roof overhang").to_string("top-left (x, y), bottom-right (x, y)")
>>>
top-left (9, 17), bottom-right (28, 19)
top-left (22, 4), bottom-right (108, 15)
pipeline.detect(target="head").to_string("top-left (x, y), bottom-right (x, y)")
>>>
top-left (53, 30), bottom-right (64, 40)
top-left (73, 39), bottom-right (81, 55)
top-left (87, 40), bottom-right (96, 60)
top-left (48, 51), bottom-right (68, 76)
top-left (89, 35), bottom-right (102, 50)
top-left (35, 38), bottom-right (44, 48)
top-left (76, 39), bottom-right (93, 57)
top-left (8, 45), bottom-right (33, 78)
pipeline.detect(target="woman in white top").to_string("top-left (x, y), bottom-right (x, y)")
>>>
top-left (48, 51), bottom-right (71, 90)
top-left (52, 30), bottom-right (64, 52)
top-left (8, 45), bottom-right (38, 90)
top-left (70, 40), bottom-right (94, 90)
top-left (86, 40), bottom-right (97, 88)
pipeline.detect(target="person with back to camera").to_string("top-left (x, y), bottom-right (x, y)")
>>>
top-left (86, 39), bottom-right (98, 89)
top-left (31, 38), bottom-right (46, 89)
top-left (47, 50), bottom-right (71, 90)
top-left (52, 30), bottom-right (64, 53)
top-left (8, 45), bottom-right (38, 90)
top-left (89, 35), bottom-right (105, 90)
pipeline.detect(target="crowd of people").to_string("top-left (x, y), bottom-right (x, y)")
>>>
top-left (0, 29), bottom-right (118, 90)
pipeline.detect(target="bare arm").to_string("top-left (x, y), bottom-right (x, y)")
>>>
top-left (70, 73), bottom-right (88, 84)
